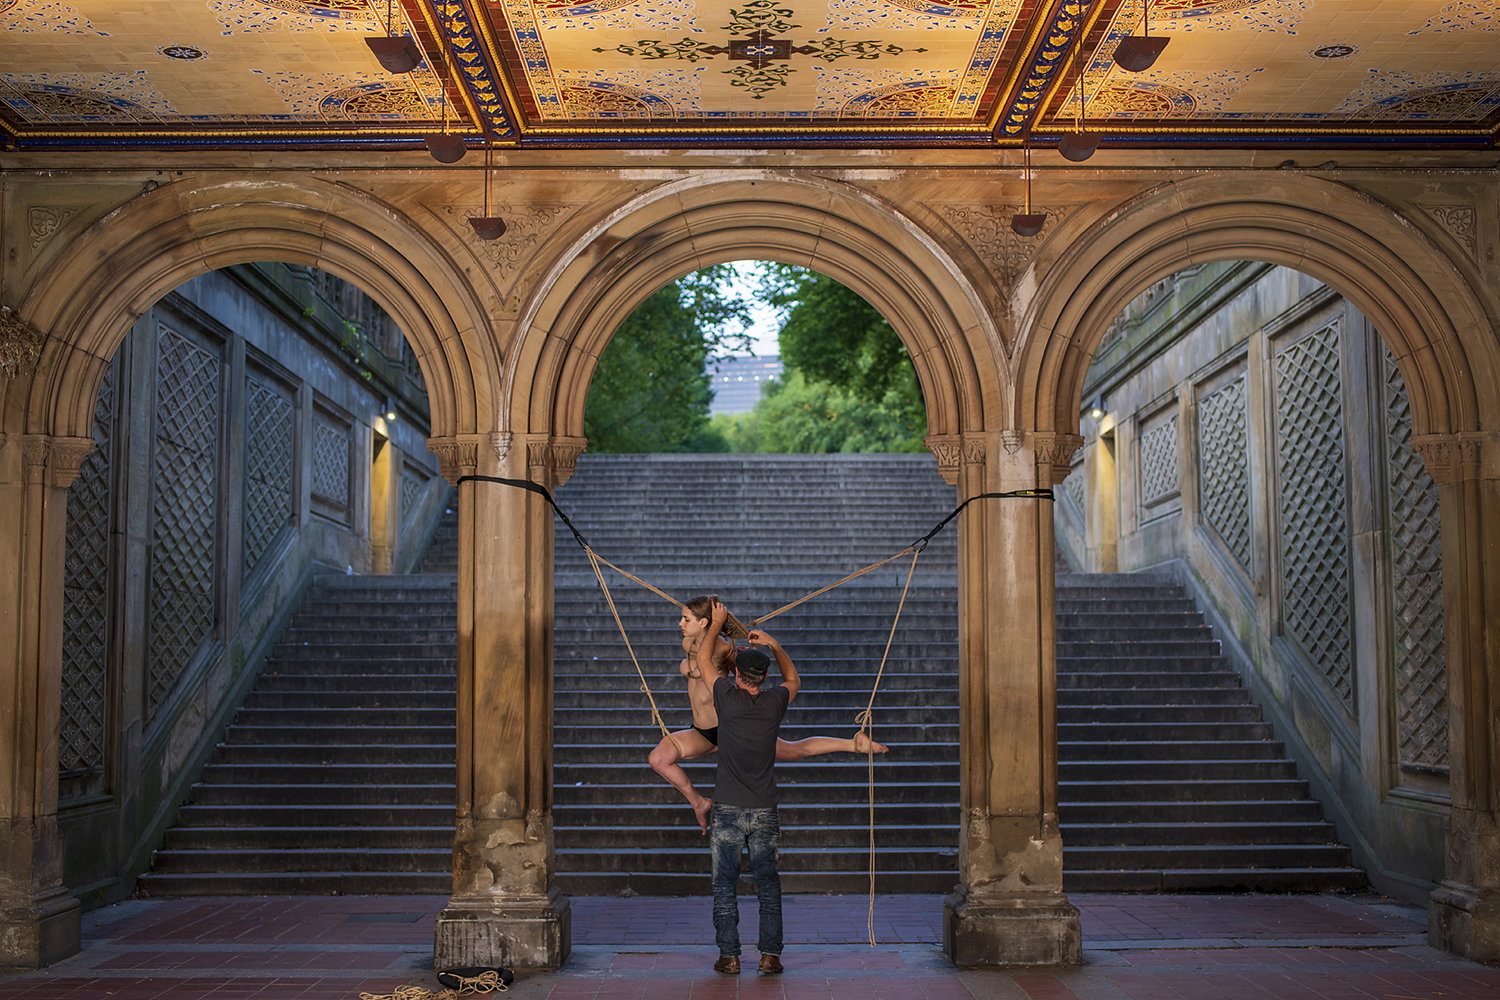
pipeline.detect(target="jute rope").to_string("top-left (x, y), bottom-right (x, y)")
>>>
top-left (360, 967), bottom-right (508, 999)
top-left (853, 544), bottom-right (922, 947)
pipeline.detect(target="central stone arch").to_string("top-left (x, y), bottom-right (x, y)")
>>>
top-left (437, 174), bottom-right (1085, 970)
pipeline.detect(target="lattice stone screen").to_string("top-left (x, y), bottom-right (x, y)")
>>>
top-left (61, 357), bottom-right (117, 778)
top-left (312, 413), bottom-right (352, 522)
top-left (399, 466), bottom-right (426, 527)
top-left (1197, 374), bottom-right (1252, 570)
top-left (1272, 322), bottom-right (1354, 714)
top-left (242, 373), bottom-right (296, 575)
top-left (1138, 411), bottom-right (1180, 515)
top-left (1383, 353), bottom-right (1448, 773)
top-left (146, 325), bottom-right (221, 719)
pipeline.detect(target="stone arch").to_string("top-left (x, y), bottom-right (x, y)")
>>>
top-left (504, 173), bottom-right (1006, 449)
top-left (1013, 173), bottom-right (1492, 440)
top-left (13, 174), bottom-right (497, 445)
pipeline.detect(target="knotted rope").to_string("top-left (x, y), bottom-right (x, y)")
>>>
top-left (360, 966), bottom-right (508, 999)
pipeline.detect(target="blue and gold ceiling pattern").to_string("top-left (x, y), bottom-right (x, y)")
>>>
top-left (1, 0), bottom-right (1497, 150)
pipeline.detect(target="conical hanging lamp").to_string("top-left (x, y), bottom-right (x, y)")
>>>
top-left (425, 11), bottom-right (467, 163)
top-left (1114, 1), bottom-right (1169, 72)
top-left (468, 140), bottom-right (507, 240)
top-left (365, 0), bottom-right (420, 73)
top-left (1057, 61), bottom-right (1099, 162)
top-left (1010, 145), bottom-right (1047, 237)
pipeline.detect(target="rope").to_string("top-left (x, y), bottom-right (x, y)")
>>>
top-left (853, 544), bottom-right (922, 947)
top-left (582, 545), bottom-right (684, 758)
top-left (749, 547), bottom-right (918, 627)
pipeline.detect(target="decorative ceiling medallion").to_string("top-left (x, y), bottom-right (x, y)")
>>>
top-left (160, 45), bottom-right (207, 60)
top-left (1312, 44), bottom-right (1355, 59)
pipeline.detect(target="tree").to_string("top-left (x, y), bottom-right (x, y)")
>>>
top-left (742, 265), bottom-right (925, 452)
top-left (584, 268), bottom-right (751, 453)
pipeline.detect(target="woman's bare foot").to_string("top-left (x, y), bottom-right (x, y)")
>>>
top-left (693, 797), bottom-right (713, 835)
top-left (853, 732), bottom-right (888, 754)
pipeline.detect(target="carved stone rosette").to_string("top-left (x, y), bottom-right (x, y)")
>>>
top-left (1, 306), bottom-right (47, 380)
top-left (1413, 432), bottom-right (1485, 484)
top-left (1031, 432), bottom-right (1085, 486)
top-left (20, 435), bottom-right (96, 489)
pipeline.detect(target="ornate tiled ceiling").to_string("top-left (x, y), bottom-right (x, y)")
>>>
top-left (2, 0), bottom-right (1497, 151)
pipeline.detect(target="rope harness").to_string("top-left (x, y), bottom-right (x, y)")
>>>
top-left (454, 473), bottom-right (1052, 948)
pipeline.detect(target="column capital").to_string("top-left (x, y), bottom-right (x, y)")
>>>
top-left (429, 432), bottom-right (516, 485)
top-left (1412, 432), bottom-right (1488, 484)
top-left (526, 435), bottom-right (588, 487)
top-left (20, 434), bottom-right (95, 489)
top-left (0, 306), bottom-right (46, 381)
top-left (1030, 431), bottom-right (1084, 486)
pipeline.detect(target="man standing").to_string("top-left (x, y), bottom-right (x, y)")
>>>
top-left (698, 599), bottom-right (799, 975)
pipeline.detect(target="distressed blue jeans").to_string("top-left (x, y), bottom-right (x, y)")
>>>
top-left (709, 803), bottom-right (782, 957)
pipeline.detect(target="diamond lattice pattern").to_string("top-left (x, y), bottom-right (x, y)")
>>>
top-left (1273, 322), bottom-right (1354, 713)
top-left (312, 417), bottom-right (350, 508)
top-left (242, 375), bottom-right (294, 575)
top-left (1383, 353), bottom-right (1447, 772)
top-left (147, 326), bottom-right (221, 718)
top-left (399, 468), bottom-right (425, 527)
top-left (1139, 414), bottom-right (1180, 508)
top-left (1197, 374), bottom-right (1252, 570)
top-left (60, 356), bottom-right (117, 776)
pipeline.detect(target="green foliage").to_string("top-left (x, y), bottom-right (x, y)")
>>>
top-left (583, 268), bottom-right (750, 453)
top-left (725, 369), bottom-right (924, 453)
top-left (731, 264), bottom-right (924, 453)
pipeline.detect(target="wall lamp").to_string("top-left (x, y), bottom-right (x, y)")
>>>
top-left (1089, 396), bottom-right (1106, 420)
top-left (384, 398), bottom-right (398, 422)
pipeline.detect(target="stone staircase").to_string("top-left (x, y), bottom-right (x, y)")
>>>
top-left (138, 453), bottom-right (1362, 895)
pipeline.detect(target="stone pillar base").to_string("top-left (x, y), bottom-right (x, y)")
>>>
top-left (0, 887), bottom-right (81, 971)
top-left (1430, 881), bottom-right (1500, 962)
top-left (943, 887), bottom-right (1081, 967)
top-left (434, 889), bottom-right (571, 971)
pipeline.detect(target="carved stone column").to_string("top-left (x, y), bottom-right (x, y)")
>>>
top-left (1416, 431), bottom-right (1500, 961)
top-left (0, 433), bottom-right (93, 969)
top-left (934, 430), bottom-right (1083, 966)
top-left (430, 432), bottom-right (574, 970)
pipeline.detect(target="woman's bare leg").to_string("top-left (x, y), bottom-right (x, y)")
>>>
top-left (648, 729), bottom-right (716, 833)
top-left (775, 731), bottom-right (889, 761)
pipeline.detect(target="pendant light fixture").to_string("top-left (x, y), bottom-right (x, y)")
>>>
top-left (1010, 144), bottom-right (1047, 237)
top-left (365, 0), bottom-right (420, 73)
top-left (425, 9), bottom-right (467, 163)
top-left (1114, 1), bottom-right (1169, 72)
top-left (1057, 57), bottom-right (1099, 162)
top-left (468, 139), bottom-right (507, 240)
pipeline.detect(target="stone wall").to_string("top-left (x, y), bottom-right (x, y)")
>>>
top-left (1056, 262), bottom-right (1448, 901)
top-left (56, 264), bottom-right (448, 907)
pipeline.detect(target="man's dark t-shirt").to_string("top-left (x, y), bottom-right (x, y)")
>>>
top-left (711, 676), bottom-right (790, 808)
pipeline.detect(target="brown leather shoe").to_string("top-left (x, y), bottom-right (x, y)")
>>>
top-left (713, 955), bottom-right (740, 975)
top-left (758, 954), bottom-right (784, 974)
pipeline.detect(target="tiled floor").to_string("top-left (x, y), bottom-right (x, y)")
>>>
top-left (2, 893), bottom-right (1496, 999)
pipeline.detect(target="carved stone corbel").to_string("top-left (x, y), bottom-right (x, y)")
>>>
top-left (429, 435), bottom-right (481, 484)
top-left (925, 433), bottom-right (962, 485)
top-left (1413, 432), bottom-right (1485, 485)
top-left (1031, 431), bottom-right (1085, 486)
top-left (1, 306), bottom-right (47, 380)
top-left (19, 435), bottom-right (95, 489)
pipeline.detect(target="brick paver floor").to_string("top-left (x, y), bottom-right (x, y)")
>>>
top-left (2, 893), bottom-right (1496, 1000)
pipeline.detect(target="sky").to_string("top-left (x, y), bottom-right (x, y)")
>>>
top-left (722, 260), bottom-right (781, 357)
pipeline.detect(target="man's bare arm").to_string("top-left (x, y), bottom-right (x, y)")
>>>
top-left (749, 629), bottom-right (799, 702)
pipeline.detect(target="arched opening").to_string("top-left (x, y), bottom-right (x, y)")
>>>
top-left (1053, 259), bottom-right (1446, 899)
top-left (54, 261), bottom-right (455, 907)
top-left (546, 258), bottom-right (960, 896)
top-left (1013, 171), bottom-right (1495, 955)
